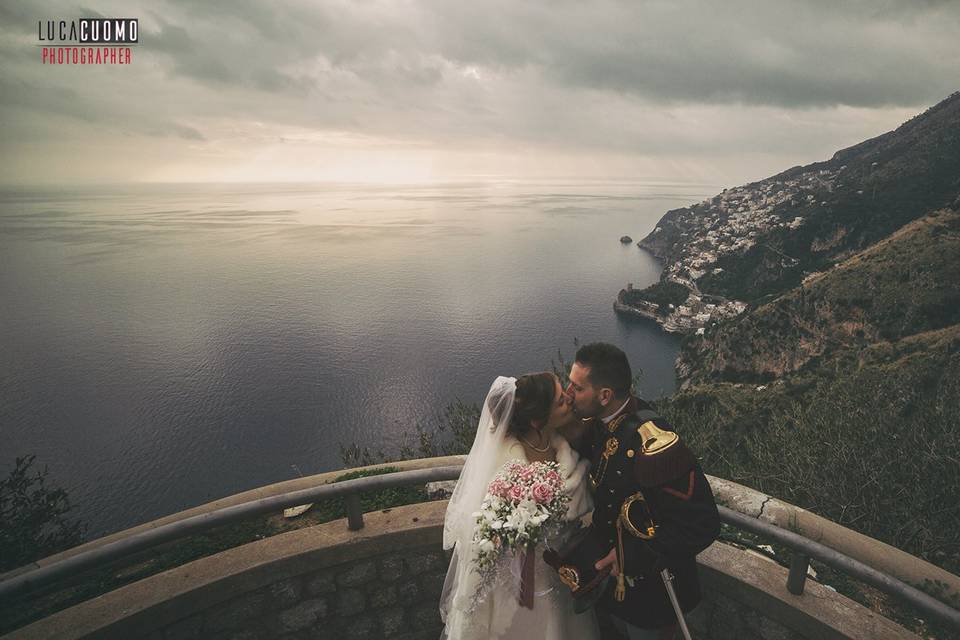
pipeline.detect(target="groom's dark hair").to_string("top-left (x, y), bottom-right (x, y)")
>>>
top-left (575, 342), bottom-right (632, 397)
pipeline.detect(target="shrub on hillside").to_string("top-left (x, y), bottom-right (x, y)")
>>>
top-left (0, 456), bottom-right (84, 572)
top-left (658, 350), bottom-right (960, 575)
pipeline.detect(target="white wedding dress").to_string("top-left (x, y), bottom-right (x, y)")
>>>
top-left (440, 378), bottom-right (601, 640)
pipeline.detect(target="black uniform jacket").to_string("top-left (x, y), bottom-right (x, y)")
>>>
top-left (588, 397), bottom-right (720, 629)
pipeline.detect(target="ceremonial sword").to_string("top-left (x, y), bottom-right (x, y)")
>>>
top-left (660, 568), bottom-right (693, 640)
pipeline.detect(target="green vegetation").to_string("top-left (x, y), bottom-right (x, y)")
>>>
top-left (660, 368), bottom-right (956, 636)
top-left (1, 455), bottom-right (84, 573)
top-left (311, 466), bottom-right (427, 521)
top-left (649, 203), bottom-right (960, 637)
top-left (341, 401), bottom-right (481, 467)
top-left (658, 321), bottom-right (960, 638)
top-left (622, 280), bottom-right (690, 314)
top-left (683, 209), bottom-right (960, 384)
top-left (696, 229), bottom-right (809, 301)
top-left (817, 212), bottom-right (960, 340)
top-left (661, 333), bottom-right (960, 575)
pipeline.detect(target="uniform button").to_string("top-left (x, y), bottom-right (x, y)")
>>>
top-left (609, 488), bottom-right (615, 494)
top-left (607, 504), bottom-right (612, 508)
top-left (616, 470), bottom-right (622, 475)
top-left (608, 538), bottom-right (614, 545)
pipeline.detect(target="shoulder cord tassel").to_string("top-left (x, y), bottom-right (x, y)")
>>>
top-left (615, 518), bottom-right (626, 602)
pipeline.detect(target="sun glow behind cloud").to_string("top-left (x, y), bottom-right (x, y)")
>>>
top-left (114, 103), bottom-right (922, 187)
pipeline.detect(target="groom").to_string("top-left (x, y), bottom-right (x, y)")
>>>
top-left (565, 343), bottom-right (720, 640)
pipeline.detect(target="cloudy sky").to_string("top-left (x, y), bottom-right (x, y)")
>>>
top-left (1, 0), bottom-right (958, 186)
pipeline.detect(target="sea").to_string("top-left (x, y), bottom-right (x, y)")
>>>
top-left (0, 180), bottom-right (715, 538)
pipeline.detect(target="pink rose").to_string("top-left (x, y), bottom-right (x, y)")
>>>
top-left (517, 466), bottom-right (536, 483)
top-left (545, 470), bottom-right (562, 486)
top-left (489, 479), bottom-right (509, 498)
top-left (531, 482), bottom-right (554, 504)
top-left (508, 484), bottom-right (526, 503)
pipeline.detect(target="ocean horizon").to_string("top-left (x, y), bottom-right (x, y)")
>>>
top-left (0, 179), bottom-right (716, 537)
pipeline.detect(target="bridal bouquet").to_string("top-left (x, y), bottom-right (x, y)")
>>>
top-left (472, 459), bottom-right (570, 572)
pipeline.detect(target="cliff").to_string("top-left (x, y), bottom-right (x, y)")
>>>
top-left (679, 208), bottom-right (960, 384)
top-left (639, 95), bottom-right (960, 595)
top-left (621, 92), bottom-right (960, 336)
top-left (639, 91), bottom-right (960, 303)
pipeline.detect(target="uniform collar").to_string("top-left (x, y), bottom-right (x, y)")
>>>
top-left (600, 396), bottom-right (633, 424)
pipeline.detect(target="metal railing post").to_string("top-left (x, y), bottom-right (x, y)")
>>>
top-left (787, 553), bottom-right (810, 595)
top-left (345, 493), bottom-right (364, 531)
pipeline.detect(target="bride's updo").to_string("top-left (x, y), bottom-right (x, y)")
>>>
top-left (508, 372), bottom-right (556, 438)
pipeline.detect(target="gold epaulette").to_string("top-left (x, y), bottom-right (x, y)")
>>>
top-left (633, 420), bottom-right (697, 487)
top-left (637, 420), bottom-right (678, 454)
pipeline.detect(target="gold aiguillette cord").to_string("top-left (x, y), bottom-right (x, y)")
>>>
top-left (615, 518), bottom-right (626, 602)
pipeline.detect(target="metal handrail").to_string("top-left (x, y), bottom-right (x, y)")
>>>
top-left (0, 465), bottom-right (464, 600)
top-left (1, 465), bottom-right (958, 631)
top-left (718, 506), bottom-right (960, 630)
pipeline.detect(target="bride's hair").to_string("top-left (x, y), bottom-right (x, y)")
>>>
top-left (508, 372), bottom-right (556, 438)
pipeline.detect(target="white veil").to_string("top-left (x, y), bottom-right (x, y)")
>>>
top-left (440, 375), bottom-right (517, 630)
top-left (443, 375), bottom-right (517, 549)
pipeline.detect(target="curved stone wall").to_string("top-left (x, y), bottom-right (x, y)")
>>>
top-left (7, 503), bottom-right (451, 640)
top-left (3, 459), bottom-right (948, 639)
top-left (6, 502), bottom-right (919, 640)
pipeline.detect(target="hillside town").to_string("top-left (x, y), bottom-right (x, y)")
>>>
top-left (617, 166), bottom-right (843, 333)
top-left (615, 283), bottom-right (747, 334)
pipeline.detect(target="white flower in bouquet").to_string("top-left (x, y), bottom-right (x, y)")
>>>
top-left (471, 460), bottom-right (570, 575)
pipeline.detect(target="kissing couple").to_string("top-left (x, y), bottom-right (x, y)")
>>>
top-left (439, 342), bottom-right (721, 640)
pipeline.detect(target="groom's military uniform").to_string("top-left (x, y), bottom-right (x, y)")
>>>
top-left (587, 396), bottom-right (720, 630)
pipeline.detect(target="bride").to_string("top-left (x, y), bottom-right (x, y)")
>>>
top-left (439, 373), bottom-right (601, 640)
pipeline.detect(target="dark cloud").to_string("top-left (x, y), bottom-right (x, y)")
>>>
top-left (145, 8), bottom-right (321, 95)
top-left (0, 0), bottom-right (957, 183)
top-left (132, 0), bottom-right (960, 109)
top-left (421, 0), bottom-right (959, 108)
top-left (150, 20), bottom-right (240, 85)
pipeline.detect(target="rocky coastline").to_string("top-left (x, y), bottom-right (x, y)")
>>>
top-left (614, 277), bottom-right (746, 335)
